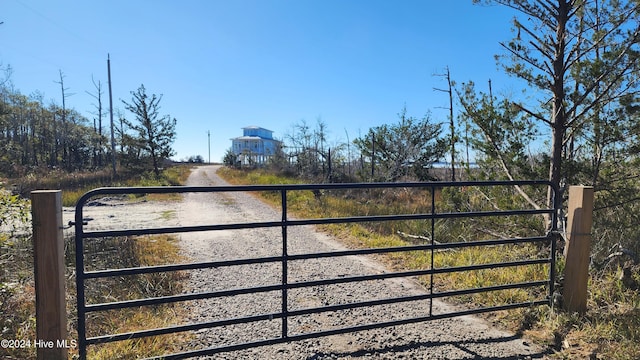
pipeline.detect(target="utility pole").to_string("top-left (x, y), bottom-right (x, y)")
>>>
top-left (107, 54), bottom-right (117, 177)
top-left (208, 130), bottom-right (211, 164)
top-left (434, 66), bottom-right (456, 181)
top-left (86, 76), bottom-right (104, 167)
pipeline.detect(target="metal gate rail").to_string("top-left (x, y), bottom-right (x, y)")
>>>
top-left (74, 180), bottom-right (560, 359)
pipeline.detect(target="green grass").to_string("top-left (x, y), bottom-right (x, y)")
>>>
top-left (217, 166), bottom-right (640, 359)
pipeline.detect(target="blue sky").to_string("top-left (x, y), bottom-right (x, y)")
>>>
top-left (2, 0), bottom-right (520, 162)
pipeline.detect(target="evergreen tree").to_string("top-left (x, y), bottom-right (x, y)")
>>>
top-left (354, 107), bottom-right (446, 181)
top-left (472, 0), bottom-right (640, 208)
top-left (121, 84), bottom-right (177, 177)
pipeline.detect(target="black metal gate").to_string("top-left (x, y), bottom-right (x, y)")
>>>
top-left (74, 180), bottom-right (560, 359)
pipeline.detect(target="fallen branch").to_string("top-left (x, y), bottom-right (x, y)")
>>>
top-left (592, 243), bottom-right (638, 271)
top-left (475, 189), bottom-right (502, 211)
top-left (396, 231), bottom-right (457, 252)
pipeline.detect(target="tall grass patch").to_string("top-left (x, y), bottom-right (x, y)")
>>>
top-left (78, 235), bottom-right (189, 359)
top-left (1, 165), bottom-right (193, 359)
top-left (9, 164), bottom-right (195, 206)
top-left (0, 190), bottom-right (34, 360)
top-left (0, 236), bottom-right (36, 360)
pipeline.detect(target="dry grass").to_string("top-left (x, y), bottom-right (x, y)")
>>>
top-left (0, 198), bottom-right (36, 360)
top-left (7, 164), bottom-right (195, 207)
top-left (1, 165), bottom-right (194, 360)
top-left (218, 168), bottom-right (550, 307)
top-left (217, 166), bottom-right (640, 359)
top-left (82, 235), bottom-right (189, 360)
top-left (0, 233), bottom-right (189, 360)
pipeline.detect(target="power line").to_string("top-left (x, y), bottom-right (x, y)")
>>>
top-left (13, 0), bottom-right (104, 58)
top-left (14, 0), bottom-right (93, 46)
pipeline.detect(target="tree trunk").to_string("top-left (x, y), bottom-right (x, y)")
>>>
top-left (547, 0), bottom-right (569, 210)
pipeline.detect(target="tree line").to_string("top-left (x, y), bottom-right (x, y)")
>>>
top-left (242, 109), bottom-right (448, 183)
top-left (0, 67), bottom-right (176, 178)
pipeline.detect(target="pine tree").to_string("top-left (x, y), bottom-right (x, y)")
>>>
top-left (122, 84), bottom-right (177, 177)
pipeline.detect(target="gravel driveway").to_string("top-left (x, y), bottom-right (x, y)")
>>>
top-left (69, 165), bottom-right (548, 359)
top-left (173, 166), bottom-right (545, 359)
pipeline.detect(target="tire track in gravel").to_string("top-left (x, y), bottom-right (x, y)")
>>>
top-left (176, 165), bottom-right (547, 360)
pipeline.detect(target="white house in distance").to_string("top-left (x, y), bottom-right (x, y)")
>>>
top-left (230, 126), bottom-right (281, 165)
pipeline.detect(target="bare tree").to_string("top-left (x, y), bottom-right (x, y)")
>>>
top-left (86, 76), bottom-right (104, 166)
top-left (54, 70), bottom-right (74, 169)
top-left (434, 66), bottom-right (457, 181)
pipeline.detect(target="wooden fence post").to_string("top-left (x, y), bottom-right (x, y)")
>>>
top-left (563, 185), bottom-right (594, 313)
top-left (31, 190), bottom-right (67, 360)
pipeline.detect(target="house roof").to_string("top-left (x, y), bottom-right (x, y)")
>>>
top-left (242, 125), bottom-right (273, 132)
top-left (231, 136), bottom-right (281, 142)
top-left (231, 136), bottom-right (262, 140)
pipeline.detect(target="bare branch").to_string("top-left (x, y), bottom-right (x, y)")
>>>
top-left (514, 102), bottom-right (553, 126)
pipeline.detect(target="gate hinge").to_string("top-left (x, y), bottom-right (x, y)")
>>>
top-left (67, 218), bottom-right (91, 227)
top-left (546, 229), bottom-right (566, 241)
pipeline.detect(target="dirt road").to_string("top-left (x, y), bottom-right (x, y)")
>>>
top-left (176, 165), bottom-right (546, 359)
top-left (70, 165), bottom-right (548, 359)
